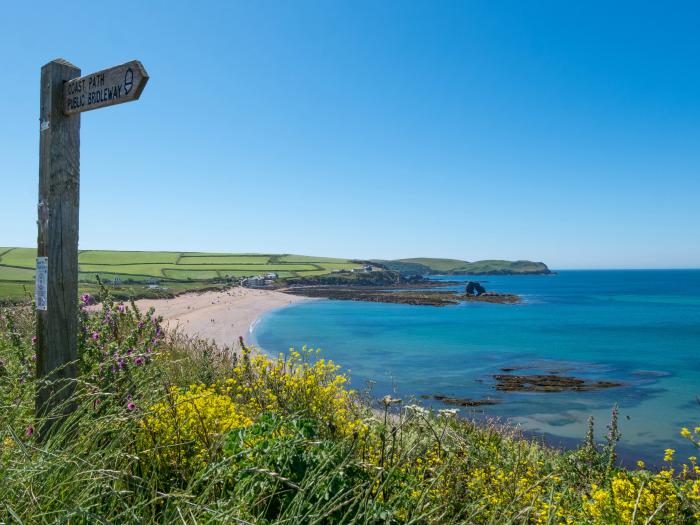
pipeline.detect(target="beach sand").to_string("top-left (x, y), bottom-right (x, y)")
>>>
top-left (127, 288), bottom-right (314, 348)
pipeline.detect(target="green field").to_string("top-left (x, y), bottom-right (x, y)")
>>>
top-left (395, 257), bottom-right (473, 272)
top-left (0, 248), bottom-right (363, 300)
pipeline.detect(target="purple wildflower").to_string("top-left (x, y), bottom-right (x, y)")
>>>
top-left (134, 356), bottom-right (144, 366)
top-left (26, 425), bottom-right (34, 437)
top-left (117, 303), bottom-right (125, 313)
top-left (31, 336), bottom-right (37, 345)
top-left (117, 358), bottom-right (125, 370)
top-left (126, 402), bottom-right (136, 411)
top-left (81, 293), bottom-right (90, 304)
top-left (92, 332), bottom-right (99, 341)
top-left (138, 321), bottom-right (144, 329)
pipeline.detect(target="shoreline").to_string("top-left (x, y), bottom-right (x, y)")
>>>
top-left (128, 287), bottom-right (316, 349)
top-left (120, 282), bottom-right (519, 350)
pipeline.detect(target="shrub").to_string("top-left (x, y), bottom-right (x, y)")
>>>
top-left (221, 413), bottom-right (373, 523)
top-left (225, 345), bottom-right (368, 438)
top-left (77, 293), bottom-right (164, 403)
top-left (139, 384), bottom-right (252, 474)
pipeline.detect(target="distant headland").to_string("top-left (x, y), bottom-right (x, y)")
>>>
top-left (371, 258), bottom-right (551, 276)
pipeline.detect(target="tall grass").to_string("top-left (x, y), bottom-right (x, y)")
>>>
top-left (1, 295), bottom-right (699, 524)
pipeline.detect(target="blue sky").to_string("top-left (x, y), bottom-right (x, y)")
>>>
top-left (1, 1), bottom-right (698, 269)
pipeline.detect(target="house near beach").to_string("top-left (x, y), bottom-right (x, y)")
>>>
top-left (242, 273), bottom-right (278, 288)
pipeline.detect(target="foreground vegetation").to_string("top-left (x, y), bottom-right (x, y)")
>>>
top-left (2, 297), bottom-right (699, 523)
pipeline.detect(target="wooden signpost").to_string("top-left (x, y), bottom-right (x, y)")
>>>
top-left (36, 59), bottom-right (148, 433)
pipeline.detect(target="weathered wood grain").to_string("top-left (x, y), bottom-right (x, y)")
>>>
top-left (63, 60), bottom-right (148, 115)
top-left (36, 59), bottom-right (81, 435)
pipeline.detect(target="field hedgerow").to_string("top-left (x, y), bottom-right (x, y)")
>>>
top-left (1, 294), bottom-right (700, 524)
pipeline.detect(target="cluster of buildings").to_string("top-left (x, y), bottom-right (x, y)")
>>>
top-left (332, 265), bottom-right (374, 274)
top-left (101, 265), bottom-right (377, 291)
top-left (241, 272), bottom-right (278, 288)
top-left (104, 276), bottom-right (166, 290)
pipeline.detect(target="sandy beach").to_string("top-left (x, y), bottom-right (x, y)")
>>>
top-left (128, 288), bottom-right (314, 348)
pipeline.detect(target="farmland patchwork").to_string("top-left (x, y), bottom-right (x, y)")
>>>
top-left (0, 248), bottom-right (362, 300)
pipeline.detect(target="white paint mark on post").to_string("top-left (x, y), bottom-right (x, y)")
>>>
top-left (35, 257), bottom-right (48, 310)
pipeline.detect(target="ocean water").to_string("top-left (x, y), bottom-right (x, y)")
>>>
top-left (252, 270), bottom-right (700, 465)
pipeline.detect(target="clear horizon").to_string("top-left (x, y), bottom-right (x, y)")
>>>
top-left (1, 1), bottom-right (699, 269)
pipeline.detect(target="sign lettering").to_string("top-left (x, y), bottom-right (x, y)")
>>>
top-left (35, 257), bottom-right (48, 310)
top-left (63, 61), bottom-right (148, 115)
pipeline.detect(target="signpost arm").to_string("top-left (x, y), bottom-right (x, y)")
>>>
top-left (36, 59), bottom-right (81, 433)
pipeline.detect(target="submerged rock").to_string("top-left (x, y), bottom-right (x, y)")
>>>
top-left (461, 293), bottom-right (520, 304)
top-left (493, 374), bottom-right (623, 392)
top-left (430, 394), bottom-right (501, 407)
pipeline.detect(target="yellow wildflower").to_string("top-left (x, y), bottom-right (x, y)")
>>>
top-left (139, 384), bottom-right (251, 471)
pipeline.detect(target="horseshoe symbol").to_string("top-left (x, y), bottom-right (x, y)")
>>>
top-left (124, 68), bottom-right (134, 95)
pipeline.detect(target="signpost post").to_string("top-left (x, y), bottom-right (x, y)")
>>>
top-left (36, 59), bottom-right (148, 434)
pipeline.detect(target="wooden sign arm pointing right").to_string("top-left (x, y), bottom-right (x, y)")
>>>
top-left (63, 60), bottom-right (149, 115)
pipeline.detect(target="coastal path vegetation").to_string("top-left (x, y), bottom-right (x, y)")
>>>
top-left (1, 292), bottom-right (699, 523)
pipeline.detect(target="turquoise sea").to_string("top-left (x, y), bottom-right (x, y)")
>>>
top-left (252, 270), bottom-right (700, 465)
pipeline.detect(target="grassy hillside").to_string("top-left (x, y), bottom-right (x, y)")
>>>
top-left (394, 258), bottom-right (470, 272)
top-left (375, 257), bottom-right (551, 275)
top-left (0, 248), bottom-right (362, 300)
